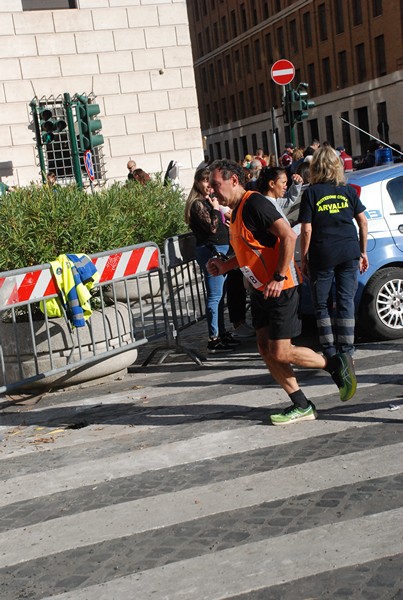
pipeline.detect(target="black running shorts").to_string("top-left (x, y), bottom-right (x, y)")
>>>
top-left (251, 285), bottom-right (302, 340)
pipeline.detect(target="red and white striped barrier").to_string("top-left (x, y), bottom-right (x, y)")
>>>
top-left (93, 245), bottom-right (159, 283)
top-left (0, 245), bottom-right (160, 309)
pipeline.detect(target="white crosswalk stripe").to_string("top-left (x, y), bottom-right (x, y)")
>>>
top-left (1, 340), bottom-right (402, 599)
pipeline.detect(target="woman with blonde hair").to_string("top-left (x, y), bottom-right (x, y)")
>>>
top-left (298, 145), bottom-right (369, 401)
top-left (185, 168), bottom-right (236, 353)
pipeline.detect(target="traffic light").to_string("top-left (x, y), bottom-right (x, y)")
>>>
top-left (294, 83), bottom-right (315, 122)
top-left (39, 107), bottom-right (67, 144)
top-left (76, 95), bottom-right (104, 152)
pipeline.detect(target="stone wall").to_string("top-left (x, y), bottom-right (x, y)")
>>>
top-left (0, 0), bottom-right (203, 191)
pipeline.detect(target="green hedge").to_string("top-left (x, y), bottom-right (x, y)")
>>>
top-left (0, 178), bottom-right (188, 272)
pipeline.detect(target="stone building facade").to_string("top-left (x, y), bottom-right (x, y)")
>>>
top-left (0, 0), bottom-right (204, 190)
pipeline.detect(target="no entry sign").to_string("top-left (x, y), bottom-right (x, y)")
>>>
top-left (271, 59), bottom-right (295, 85)
top-left (84, 149), bottom-right (95, 182)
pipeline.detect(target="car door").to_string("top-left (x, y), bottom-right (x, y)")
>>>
top-left (382, 174), bottom-right (403, 253)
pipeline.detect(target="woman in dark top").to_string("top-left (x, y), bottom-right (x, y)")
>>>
top-left (299, 146), bottom-right (368, 366)
top-left (185, 168), bottom-right (234, 352)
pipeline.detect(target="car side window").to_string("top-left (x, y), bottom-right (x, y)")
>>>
top-left (386, 176), bottom-right (403, 213)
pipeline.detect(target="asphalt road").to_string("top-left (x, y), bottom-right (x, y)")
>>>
top-left (1, 323), bottom-right (402, 600)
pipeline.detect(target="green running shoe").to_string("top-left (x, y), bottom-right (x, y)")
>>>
top-left (333, 352), bottom-right (357, 401)
top-left (270, 403), bottom-right (318, 426)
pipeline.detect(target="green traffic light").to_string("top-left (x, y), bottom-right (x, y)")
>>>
top-left (42, 132), bottom-right (54, 144)
top-left (75, 96), bottom-right (104, 151)
top-left (39, 106), bottom-right (67, 143)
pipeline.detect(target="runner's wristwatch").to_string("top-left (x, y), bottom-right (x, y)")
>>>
top-left (273, 272), bottom-right (288, 282)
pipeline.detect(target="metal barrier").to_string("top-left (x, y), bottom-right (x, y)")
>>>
top-left (0, 242), bottom-right (168, 393)
top-left (144, 232), bottom-right (207, 366)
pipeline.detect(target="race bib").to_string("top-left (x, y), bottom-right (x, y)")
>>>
top-left (240, 266), bottom-right (264, 290)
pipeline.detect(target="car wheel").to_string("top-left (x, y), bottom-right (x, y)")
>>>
top-left (359, 267), bottom-right (403, 340)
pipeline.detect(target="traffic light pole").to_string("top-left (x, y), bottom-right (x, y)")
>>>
top-left (29, 99), bottom-right (47, 184)
top-left (63, 93), bottom-right (83, 190)
top-left (285, 84), bottom-right (296, 147)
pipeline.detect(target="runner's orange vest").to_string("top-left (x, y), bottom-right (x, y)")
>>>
top-left (230, 190), bottom-right (301, 292)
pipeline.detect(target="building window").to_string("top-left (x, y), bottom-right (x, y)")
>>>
top-left (252, 133), bottom-right (258, 153)
top-left (308, 63), bottom-right (317, 96)
top-left (341, 111), bottom-right (352, 154)
top-left (303, 12), bottom-right (312, 48)
top-left (213, 102), bottom-right (219, 127)
top-left (254, 39), bottom-right (262, 70)
top-left (338, 50), bottom-right (348, 87)
top-left (243, 44), bottom-right (251, 69)
top-left (251, 0), bottom-right (258, 26)
top-left (197, 33), bottom-right (203, 57)
top-left (262, 130), bottom-right (269, 154)
top-left (296, 122), bottom-right (305, 148)
top-left (240, 4), bottom-right (248, 31)
top-left (221, 16), bottom-right (228, 44)
top-left (215, 142), bottom-right (222, 158)
top-left (201, 68), bottom-right (208, 93)
top-left (234, 49), bottom-right (242, 79)
top-left (241, 136), bottom-right (248, 157)
top-left (249, 87), bottom-right (256, 114)
top-left (277, 27), bottom-right (285, 57)
top-left (206, 105), bottom-right (212, 128)
top-left (202, 0), bottom-right (207, 17)
top-left (374, 35), bottom-right (386, 76)
top-left (213, 22), bottom-right (219, 47)
top-left (309, 119), bottom-right (320, 142)
top-left (205, 27), bottom-right (211, 53)
top-left (263, 1), bottom-right (270, 20)
top-left (355, 43), bottom-right (366, 82)
top-left (318, 4), bottom-right (328, 41)
top-left (265, 33), bottom-right (274, 63)
top-left (352, 0), bottom-right (362, 26)
top-left (225, 54), bottom-right (233, 83)
top-left (233, 138), bottom-right (240, 161)
top-left (224, 140), bottom-right (230, 159)
top-left (322, 57), bottom-right (332, 93)
top-left (289, 20), bottom-right (298, 53)
top-left (22, 0), bottom-right (76, 8)
top-left (194, 2), bottom-right (200, 21)
top-left (373, 0), bottom-right (383, 17)
top-left (209, 143), bottom-right (214, 160)
top-left (217, 58), bottom-right (223, 84)
top-left (222, 98), bottom-right (228, 124)
top-left (230, 95), bottom-right (236, 120)
top-left (209, 63), bottom-right (216, 89)
top-left (325, 115), bottom-right (335, 147)
top-left (239, 91), bottom-right (246, 118)
top-left (274, 0), bottom-right (281, 11)
top-left (377, 101), bottom-right (389, 143)
top-left (231, 10), bottom-right (237, 38)
top-left (334, 0), bottom-right (344, 34)
top-left (259, 82), bottom-right (267, 113)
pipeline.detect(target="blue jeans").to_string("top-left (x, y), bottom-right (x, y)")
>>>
top-left (195, 244), bottom-right (229, 339)
top-left (309, 258), bottom-right (359, 358)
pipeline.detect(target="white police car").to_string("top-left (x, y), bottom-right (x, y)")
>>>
top-left (291, 163), bottom-right (403, 340)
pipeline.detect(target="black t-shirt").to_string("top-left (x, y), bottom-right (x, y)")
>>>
top-left (233, 192), bottom-right (283, 248)
top-left (299, 182), bottom-right (366, 268)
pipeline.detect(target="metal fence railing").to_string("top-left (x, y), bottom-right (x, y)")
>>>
top-left (142, 233), bottom-right (207, 366)
top-left (0, 233), bottom-right (213, 392)
top-left (0, 242), bottom-right (168, 393)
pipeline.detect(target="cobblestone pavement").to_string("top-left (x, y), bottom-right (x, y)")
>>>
top-left (0, 323), bottom-right (402, 600)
